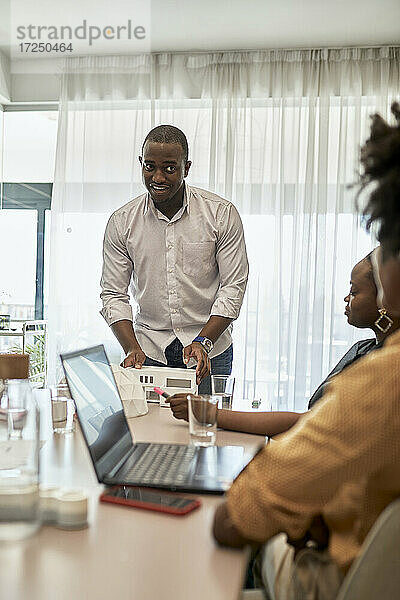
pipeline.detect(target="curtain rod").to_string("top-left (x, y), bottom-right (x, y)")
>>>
top-left (57, 44), bottom-right (400, 61)
top-left (147, 44), bottom-right (400, 55)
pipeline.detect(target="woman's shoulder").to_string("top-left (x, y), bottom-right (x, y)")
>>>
top-left (337, 331), bottom-right (400, 385)
top-left (322, 333), bottom-right (400, 417)
top-left (383, 328), bottom-right (400, 349)
top-left (330, 338), bottom-right (376, 376)
top-left (351, 338), bottom-right (377, 355)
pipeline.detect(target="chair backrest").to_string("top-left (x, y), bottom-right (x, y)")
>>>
top-left (22, 320), bottom-right (48, 387)
top-left (336, 497), bottom-right (400, 600)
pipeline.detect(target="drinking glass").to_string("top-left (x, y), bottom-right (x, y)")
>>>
top-left (188, 394), bottom-right (218, 447)
top-left (51, 383), bottom-right (75, 434)
top-left (6, 379), bottom-right (28, 439)
top-left (211, 375), bottom-right (235, 410)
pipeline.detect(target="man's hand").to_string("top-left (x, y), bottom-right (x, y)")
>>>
top-left (167, 393), bottom-right (190, 421)
top-left (183, 342), bottom-right (210, 384)
top-left (121, 344), bottom-right (146, 369)
top-left (213, 502), bottom-right (250, 548)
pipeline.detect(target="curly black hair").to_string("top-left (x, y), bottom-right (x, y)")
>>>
top-left (360, 102), bottom-right (400, 257)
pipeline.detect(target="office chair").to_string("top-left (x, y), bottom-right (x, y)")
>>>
top-left (22, 319), bottom-right (47, 387)
top-left (336, 497), bottom-right (400, 600)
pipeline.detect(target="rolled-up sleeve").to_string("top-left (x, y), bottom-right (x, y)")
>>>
top-left (100, 213), bottom-right (134, 326)
top-left (211, 204), bottom-right (249, 319)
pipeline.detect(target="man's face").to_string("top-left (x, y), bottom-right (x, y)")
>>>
top-left (344, 260), bottom-right (380, 329)
top-left (139, 142), bottom-right (191, 205)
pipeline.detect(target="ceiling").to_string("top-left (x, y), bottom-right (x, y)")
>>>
top-left (0, 0), bottom-right (399, 56)
top-left (0, 0), bottom-right (399, 103)
top-left (150, 0), bottom-right (400, 51)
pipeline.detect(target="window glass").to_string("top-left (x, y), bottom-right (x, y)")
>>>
top-left (0, 109), bottom-right (3, 183)
top-left (3, 111), bottom-right (58, 182)
top-left (0, 209), bottom-right (37, 351)
top-left (43, 209), bottom-right (51, 318)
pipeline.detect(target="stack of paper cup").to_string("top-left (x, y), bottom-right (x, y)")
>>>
top-left (39, 487), bottom-right (88, 530)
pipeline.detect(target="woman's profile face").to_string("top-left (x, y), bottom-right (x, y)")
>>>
top-left (344, 260), bottom-right (379, 329)
top-left (377, 249), bottom-right (400, 317)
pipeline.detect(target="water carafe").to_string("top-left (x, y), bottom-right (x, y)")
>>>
top-left (0, 354), bottom-right (40, 541)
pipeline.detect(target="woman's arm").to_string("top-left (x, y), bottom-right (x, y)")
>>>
top-left (217, 409), bottom-right (302, 436)
top-left (167, 394), bottom-right (303, 437)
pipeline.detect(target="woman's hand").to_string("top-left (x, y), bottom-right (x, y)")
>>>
top-left (213, 502), bottom-right (249, 548)
top-left (166, 393), bottom-right (190, 421)
top-left (167, 393), bottom-right (218, 426)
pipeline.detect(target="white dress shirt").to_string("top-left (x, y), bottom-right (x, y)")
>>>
top-left (100, 185), bottom-right (249, 363)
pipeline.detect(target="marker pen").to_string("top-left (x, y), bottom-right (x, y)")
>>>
top-left (154, 387), bottom-right (170, 400)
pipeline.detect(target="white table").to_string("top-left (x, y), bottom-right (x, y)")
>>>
top-left (0, 398), bottom-right (265, 600)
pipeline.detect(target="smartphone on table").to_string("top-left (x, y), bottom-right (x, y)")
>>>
top-left (100, 486), bottom-right (201, 516)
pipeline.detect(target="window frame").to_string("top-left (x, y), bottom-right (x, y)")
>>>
top-left (1, 182), bottom-right (52, 319)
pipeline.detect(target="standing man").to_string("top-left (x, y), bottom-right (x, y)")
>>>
top-left (100, 125), bottom-right (248, 391)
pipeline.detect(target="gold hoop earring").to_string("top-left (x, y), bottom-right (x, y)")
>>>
top-left (374, 308), bottom-right (394, 334)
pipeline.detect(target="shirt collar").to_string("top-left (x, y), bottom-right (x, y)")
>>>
top-left (184, 185), bottom-right (191, 215)
top-left (143, 184), bottom-right (191, 219)
top-left (143, 193), bottom-right (150, 215)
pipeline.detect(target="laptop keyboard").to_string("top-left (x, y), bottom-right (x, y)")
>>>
top-left (124, 444), bottom-right (197, 486)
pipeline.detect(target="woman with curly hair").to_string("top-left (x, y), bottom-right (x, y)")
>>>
top-left (361, 102), bottom-right (400, 314)
top-left (212, 102), bottom-right (400, 600)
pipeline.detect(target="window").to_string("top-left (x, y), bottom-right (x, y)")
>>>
top-left (0, 110), bottom-right (57, 338)
top-left (0, 209), bottom-right (37, 315)
top-left (2, 110), bottom-right (58, 183)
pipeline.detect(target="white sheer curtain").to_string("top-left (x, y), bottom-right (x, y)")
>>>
top-left (48, 48), bottom-right (400, 410)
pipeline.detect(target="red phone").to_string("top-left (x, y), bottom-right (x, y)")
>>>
top-left (100, 486), bottom-right (201, 516)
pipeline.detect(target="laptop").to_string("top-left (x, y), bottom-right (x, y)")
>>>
top-left (61, 345), bottom-right (257, 494)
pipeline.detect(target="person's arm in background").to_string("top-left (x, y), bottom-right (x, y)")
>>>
top-left (183, 316), bottom-right (233, 384)
top-left (183, 203), bottom-right (249, 381)
top-left (194, 316), bottom-right (233, 346)
top-left (167, 393), bottom-right (302, 436)
top-left (110, 321), bottom-right (145, 368)
top-left (100, 213), bottom-right (146, 368)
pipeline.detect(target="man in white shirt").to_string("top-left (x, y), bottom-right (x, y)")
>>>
top-left (100, 125), bottom-right (249, 391)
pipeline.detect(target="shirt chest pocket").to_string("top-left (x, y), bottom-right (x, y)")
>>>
top-left (182, 241), bottom-right (216, 279)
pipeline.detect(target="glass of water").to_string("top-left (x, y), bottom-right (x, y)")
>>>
top-left (6, 379), bottom-right (29, 439)
top-left (51, 383), bottom-right (75, 434)
top-left (211, 375), bottom-right (235, 410)
top-left (188, 394), bottom-right (218, 447)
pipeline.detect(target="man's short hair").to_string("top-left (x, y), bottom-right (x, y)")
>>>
top-left (142, 125), bottom-right (189, 162)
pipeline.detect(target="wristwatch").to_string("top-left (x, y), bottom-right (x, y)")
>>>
top-left (192, 336), bottom-right (214, 354)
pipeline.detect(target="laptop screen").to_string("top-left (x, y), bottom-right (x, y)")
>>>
top-left (61, 345), bottom-right (134, 481)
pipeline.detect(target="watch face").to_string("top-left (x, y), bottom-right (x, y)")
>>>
top-left (203, 339), bottom-right (213, 353)
top-left (193, 337), bottom-right (213, 353)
